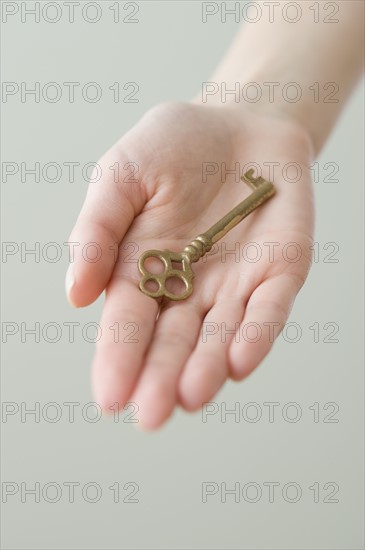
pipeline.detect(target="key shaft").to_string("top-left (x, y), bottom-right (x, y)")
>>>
top-left (183, 169), bottom-right (275, 262)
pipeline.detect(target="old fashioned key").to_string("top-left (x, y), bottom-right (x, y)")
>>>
top-left (138, 169), bottom-right (275, 301)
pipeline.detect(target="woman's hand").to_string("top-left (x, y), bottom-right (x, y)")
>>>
top-left (66, 102), bottom-right (314, 429)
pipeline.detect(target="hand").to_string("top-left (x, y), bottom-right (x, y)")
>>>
top-left (66, 102), bottom-right (314, 429)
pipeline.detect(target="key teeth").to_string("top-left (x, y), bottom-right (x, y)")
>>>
top-left (184, 236), bottom-right (212, 262)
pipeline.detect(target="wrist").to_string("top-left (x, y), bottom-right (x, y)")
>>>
top-left (192, 82), bottom-right (318, 158)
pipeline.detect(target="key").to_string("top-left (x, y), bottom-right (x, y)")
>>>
top-left (138, 169), bottom-right (275, 301)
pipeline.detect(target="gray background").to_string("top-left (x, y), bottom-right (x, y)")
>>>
top-left (1, 1), bottom-right (364, 549)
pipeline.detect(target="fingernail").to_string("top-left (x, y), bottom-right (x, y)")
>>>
top-left (65, 265), bottom-right (76, 306)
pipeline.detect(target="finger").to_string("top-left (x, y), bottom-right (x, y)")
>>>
top-left (229, 273), bottom-right (303, 380)
top-left (178, 297), bottom-right (246, 411)
top-left (131, 301), bottom-right (204, 430)
top-left (66, 146), bottom-right (146, 307)
top-left (91, 276), bottom-right (158, 411)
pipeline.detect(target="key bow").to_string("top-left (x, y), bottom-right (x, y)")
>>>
top-left (138, 249), bottom-right (194, 301)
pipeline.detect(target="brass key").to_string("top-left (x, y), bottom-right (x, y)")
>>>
top-left (138, 169), bottom-right (275, 301)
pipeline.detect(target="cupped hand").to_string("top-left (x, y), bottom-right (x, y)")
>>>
top-left (66, 102), bottom-right (314, 429)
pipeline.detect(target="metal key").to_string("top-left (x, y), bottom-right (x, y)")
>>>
top-left (138, 169), bottom-right (275, 301)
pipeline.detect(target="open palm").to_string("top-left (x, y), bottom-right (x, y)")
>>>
top-left (67, 102), bottom-right (314, 429)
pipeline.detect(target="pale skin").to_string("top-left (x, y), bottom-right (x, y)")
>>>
top-left (66, 1), bottom-right (364, 429)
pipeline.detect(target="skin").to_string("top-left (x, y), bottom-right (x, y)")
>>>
top-left (66, 1), bottom-right (363, 429)
top-left (66, 103), bottom-right (314, 429)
